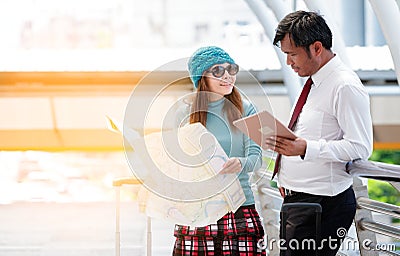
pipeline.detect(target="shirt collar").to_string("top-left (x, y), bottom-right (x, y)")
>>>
top-left (311, 54), bottom-right (341, 88)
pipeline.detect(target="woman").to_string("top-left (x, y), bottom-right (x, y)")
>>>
top-left (172, 46), bottom-right (266, 255)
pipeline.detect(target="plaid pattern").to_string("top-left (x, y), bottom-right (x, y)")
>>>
top-left (173, 205), bottom-right (266, 255)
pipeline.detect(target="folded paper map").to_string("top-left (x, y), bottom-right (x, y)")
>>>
top-left (106, 117), bottom-right (246, 226)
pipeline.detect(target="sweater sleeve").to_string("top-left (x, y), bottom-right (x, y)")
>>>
top-left (237, 102), bottom-right (263, 173)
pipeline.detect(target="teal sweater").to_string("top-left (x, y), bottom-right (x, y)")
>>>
top-left (206, 97), bottom-right (262, 206)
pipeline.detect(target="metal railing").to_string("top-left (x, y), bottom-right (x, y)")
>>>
top-left (112, 166), bottom-right (400, 256)
top-left (353, 177), bottom-right (400, 256)
top-left (253, 168), bottom-right (400, 256)
top-left (357, 197), bottom-right (400, 220)
top-left (113, 177), bottom-right (151, 256)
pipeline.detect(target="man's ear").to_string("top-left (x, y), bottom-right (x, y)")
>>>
top-left (313, 41), bottom-right (323, 56)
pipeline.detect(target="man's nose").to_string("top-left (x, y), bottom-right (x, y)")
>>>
top-left (286, 55), bottom-right (293, 65)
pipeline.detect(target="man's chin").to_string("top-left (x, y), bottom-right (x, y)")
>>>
top-left (297, 73), bottom-right (307, 77)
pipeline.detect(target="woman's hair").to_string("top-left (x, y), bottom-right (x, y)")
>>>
top-left (189, 77), bottom-right (243, 128)
top-left (273, 10), bottom-right (332, 56)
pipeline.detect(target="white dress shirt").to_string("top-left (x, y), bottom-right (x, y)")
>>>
top-left (278, 56), bottom-right (373, 196)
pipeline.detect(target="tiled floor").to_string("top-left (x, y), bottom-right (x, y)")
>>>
top-left (0, 202), bottom-right (175, 256)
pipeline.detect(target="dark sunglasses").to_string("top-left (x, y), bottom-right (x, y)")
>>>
top-left (205, 63), bottom-right (239, 78)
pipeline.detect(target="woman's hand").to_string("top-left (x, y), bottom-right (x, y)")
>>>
top-left (219, 158), bottom-right (242, 174)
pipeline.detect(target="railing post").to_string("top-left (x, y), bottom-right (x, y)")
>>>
top-left (115, 185), bottom-right (121, 256)
top-left (253, 168), bottom-right (282, 256)
top-left (353, 177), bottom-right (379, 256)
top-left (113, 178), bottom-right (146, 256)
top-left (146, 216), bottom-right (152, 256)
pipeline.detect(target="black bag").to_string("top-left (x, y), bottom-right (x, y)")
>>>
top-left (280, 202), bottom-right (322, 256)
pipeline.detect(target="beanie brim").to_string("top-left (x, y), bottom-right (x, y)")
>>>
top-left (188, 46), bottom-right (235, 88)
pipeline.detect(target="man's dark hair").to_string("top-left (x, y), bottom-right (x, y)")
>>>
top-left (273, 10), bottom-right (333, 54)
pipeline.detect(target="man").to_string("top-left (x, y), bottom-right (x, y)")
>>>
top-left (265, 10), bottom-right (373, 256)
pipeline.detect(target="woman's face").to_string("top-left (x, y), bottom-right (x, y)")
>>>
top-left (204, 63), bottom-right (237, 100)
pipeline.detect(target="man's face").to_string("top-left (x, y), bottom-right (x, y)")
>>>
top-left (280, 34), bottom-right (319, 77)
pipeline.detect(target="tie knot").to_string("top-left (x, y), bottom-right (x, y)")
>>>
top-left (305, 77), bottom-right (313, 87)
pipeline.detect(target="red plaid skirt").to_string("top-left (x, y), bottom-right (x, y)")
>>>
top-left (173, 204), bottom-right (266, 256)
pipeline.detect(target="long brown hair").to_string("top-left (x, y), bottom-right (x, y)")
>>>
top-left (189, 77), bottom-right (243, 128)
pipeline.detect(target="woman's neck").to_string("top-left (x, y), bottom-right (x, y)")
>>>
top-left (209, 94), bottom-right (224, 102)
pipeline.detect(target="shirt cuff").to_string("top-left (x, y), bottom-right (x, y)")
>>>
top-left (303, 139), bottom-right (320, 160)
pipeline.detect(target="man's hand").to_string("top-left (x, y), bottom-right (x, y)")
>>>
top-left (278, 187), bottom-right (286, 198)
top-left (219, 158), bottom-right (242, 174)
top-left (265, 136), bottom-right (307, 156)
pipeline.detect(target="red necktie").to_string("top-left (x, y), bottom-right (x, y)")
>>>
top-left (271, 77), bottom-right (313, 180)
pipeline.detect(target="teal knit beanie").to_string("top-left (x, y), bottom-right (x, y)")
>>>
top-left (188, 46), bottom-right (235, 88)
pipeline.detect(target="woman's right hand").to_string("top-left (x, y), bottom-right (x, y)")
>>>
top-left (219, 158), bottom-right (241, 174)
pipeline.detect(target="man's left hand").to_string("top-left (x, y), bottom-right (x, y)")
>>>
top-left (265, 136), bottom-right (307, 156)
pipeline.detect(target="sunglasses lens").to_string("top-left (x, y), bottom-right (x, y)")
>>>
top-left (211, 66), bottom-right (225, 78)
top-left (208, 64), bottom-right (239, 78)
top-left (227, 64), bottom-right (239, 75)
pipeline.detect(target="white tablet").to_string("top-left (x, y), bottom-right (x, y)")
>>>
top-left (233, 110), bottom-right (297, 150)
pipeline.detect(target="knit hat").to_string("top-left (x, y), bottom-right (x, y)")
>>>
top-left (187, 46), bottom-right (236, 88)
